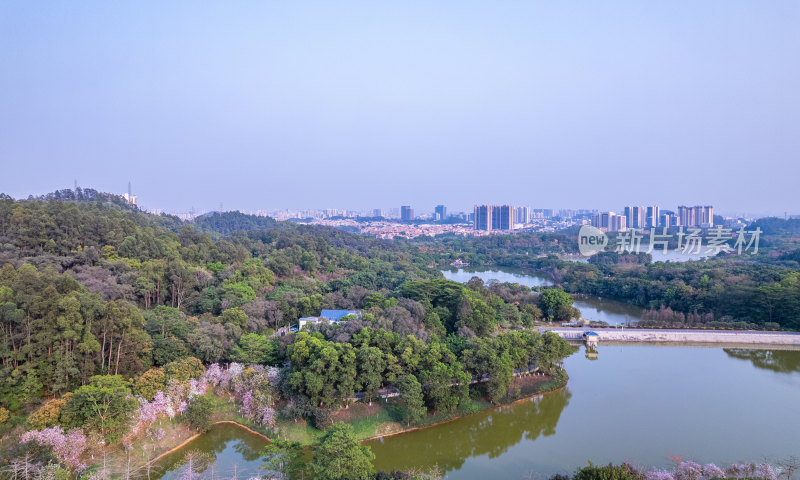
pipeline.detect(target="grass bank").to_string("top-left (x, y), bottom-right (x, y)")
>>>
top-left (89, 370), bottom-right (568, 475)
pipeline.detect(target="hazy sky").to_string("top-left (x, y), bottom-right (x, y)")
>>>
top-left (1, 1), bottom-right (798, 216)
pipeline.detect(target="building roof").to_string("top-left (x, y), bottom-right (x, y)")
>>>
top-left (584, 331), bottom-right (600, 336)
top-left (319, 309), bottom-right (360, 321)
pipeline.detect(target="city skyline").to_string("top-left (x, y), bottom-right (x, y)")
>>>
top-left (2, 1), bottom-right (798, 216)
top-left (5, 182), bottom-right (781, 221)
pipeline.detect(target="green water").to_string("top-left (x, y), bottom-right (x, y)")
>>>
top-left (149, 423), bottom-right (267, 479)
top-left (154, 346), bottom-right (800, 479)
top-left (367, 345), bottom-right (800, 478)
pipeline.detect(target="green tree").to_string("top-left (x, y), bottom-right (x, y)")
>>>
top-left (456, 295), bottom-right (496, 336)
top-left (261, 440), bottom-right (302, 480)
top-left (219, 282), bottom-right (257, 307)
top-left (183, 395), bottom-right (214, 433)
top-left (163, 357), bottom-right (205, 383)
top-left (62, 375), bottom-right (138, 443)
top-left (539, 288), bottom-right (576, 322)
top-left (134, 367), bottom-right (166, 401)
top-left (396, 374), bottom-right (426, 426)
top-left (221, 307), bottom-right (248, 330)
top-left (231, 333), bottom-right (276, 364)
top-left (356, 346), bottom-right (385, 405)
top-left (308, 423), bottom-right (375, 480)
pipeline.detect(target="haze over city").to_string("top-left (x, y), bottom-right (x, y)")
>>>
top-left (2, 1), bottom-right (799, 216)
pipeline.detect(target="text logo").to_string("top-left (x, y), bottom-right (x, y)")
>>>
top-left (578, 225), bottom-right (608, 256)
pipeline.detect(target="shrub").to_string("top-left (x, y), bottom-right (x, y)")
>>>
top-left (27, 394), bottom-right (71, 430)
top-left (135, 368), bottom-right (166, 401)
top-left (164, 357), bottom-right (205, 383)
top-left (182, 395), bottom-right (214, 433)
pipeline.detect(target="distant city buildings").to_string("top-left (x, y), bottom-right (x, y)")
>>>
top-left (157, 199), bottom-right (722, 241)
top-left (660, 210), bottom-right (677, 228)
top-left (473, 204), bottom-right (514, 232)
top-left (624, 206), bottom-right (647, 229)
top-left (434, 205), bottom-right (447, 221)
top-left (616, 204), bottom-right (715, 229)
top-left (516, 206), bottom-right (530, 224)
top-left (678, 205), bottom-right (713, 228)
top-left (591, 211), bottom-right (627, 232)
top-left (474, 205), bottom-right (492, 231)
top-left (646, 206), bottom-right (660, 228)
top-left (493, 205), bottom-right (514, 231)
top-left (400, 205), bottom-right (414, 221)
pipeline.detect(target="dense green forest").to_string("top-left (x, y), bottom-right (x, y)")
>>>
top-left (0, 191), bottom-right (573, 478)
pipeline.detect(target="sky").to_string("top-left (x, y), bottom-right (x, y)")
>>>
top-left (1, 1), bottom-right (798, 217)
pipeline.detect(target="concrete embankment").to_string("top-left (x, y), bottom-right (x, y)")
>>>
top-left (546, 328), bottom-right (800, 346)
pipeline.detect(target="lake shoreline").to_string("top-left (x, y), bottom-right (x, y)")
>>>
top-left (133, 421), bottom-right (270, 475)
top-left (361, 372), bottom-right (569, 444)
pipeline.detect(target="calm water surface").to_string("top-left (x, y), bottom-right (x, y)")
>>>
top-left (368, 344), bottom-right (800, 478)
top-left (151, 423), bottom-right (267, 479)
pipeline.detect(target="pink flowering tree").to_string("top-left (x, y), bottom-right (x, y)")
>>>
top-left (21, 427), bottom-right (87, 471)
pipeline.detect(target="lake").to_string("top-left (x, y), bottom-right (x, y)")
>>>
top-left (150, 422), bottom-right (267, 479)
top-left (442, 268), bottom-right (644, 326)
top-left (367, 344), bottom-right (800, 478)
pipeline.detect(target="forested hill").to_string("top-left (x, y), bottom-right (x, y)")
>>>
top-left (0, 190), bottom-right (571, 454)
top-left (192, 211), bottom-right (278, 234)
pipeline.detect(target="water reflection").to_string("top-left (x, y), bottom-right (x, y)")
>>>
top-left (572, 296), bottom-right (644, 326)
top-left (368, 387), bottom-right (571, 473)
top-left (723, 348), bottom-right (800, 374)
top-left (151, 423), bottom-right (267, 479)
top-left (442, 268), bottom-right (551, 288)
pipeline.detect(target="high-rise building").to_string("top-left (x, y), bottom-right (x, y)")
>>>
top-left (678, 205), bottom-right (693, 228)
top-left (702, 206), bottom-right (714, 227)
top-left (372, 209), bottom-right (383, 218)
top-left (592, 211), bottom-right (626, 232)
top-left (693, 206), bottom-right (704, 227)
top-left (612, 215), bottom-right (627, 232)
top-left (516, 206), bottom-right (530, 224)
top-left (676, 205), bottom-right (713, 228)
top-left (474, 205), bottom-right (492, 231)
top-left (492, 205), bottom-right (514, 231)
top-left (633, 206), bottom-right (646, 228)
top-left (646, 206), bottom-right (660, 229)
top-left (400, 206), bottom-right (414, 221)
top-left (624, 206), bottom-right (646, 229)
top-left (435, 205), bottom-right (447, 221)
top-left (660, 211), bottom-right (677, 228)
